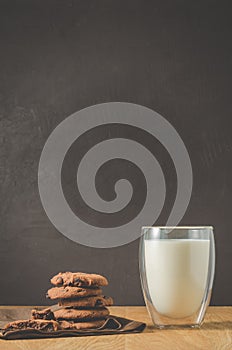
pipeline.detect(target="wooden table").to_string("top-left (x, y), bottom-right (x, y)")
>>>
top-left (0, 306), bottom-right (232, 350)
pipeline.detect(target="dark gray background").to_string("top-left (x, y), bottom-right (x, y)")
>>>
top-left (0, 0), bottom-right (232, 306)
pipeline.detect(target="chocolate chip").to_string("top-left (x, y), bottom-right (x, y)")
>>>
top-left (45, 324), bottom-right (54, 332)
top-left (56, 277), bottom-right (63, 285)
top-left (74, 278), bottom-right (82, 285)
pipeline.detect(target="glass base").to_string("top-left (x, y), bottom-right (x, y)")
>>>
top-left (152, 323), bottom-right (201, 330)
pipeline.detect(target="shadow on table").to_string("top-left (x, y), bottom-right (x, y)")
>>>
top-left (144, 321), bottom-right (232, 332)
top-left (202, 321), bottom-right (232, 330)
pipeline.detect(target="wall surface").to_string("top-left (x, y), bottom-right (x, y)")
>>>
top-left (0, 0), bottom-right (232, 305)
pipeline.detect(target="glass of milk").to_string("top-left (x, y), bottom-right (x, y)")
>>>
top-left (139, 226), bottom-right (215, 328)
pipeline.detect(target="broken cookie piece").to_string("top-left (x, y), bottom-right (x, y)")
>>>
top-left (3, 319), bottom-right (60, 334)
top-left (31, 308), bottom-right (55, 320)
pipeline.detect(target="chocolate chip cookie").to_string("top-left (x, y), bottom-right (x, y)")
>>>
top-left (54, 307), bottom-right (109, 321)
top-left (51, 272), bottom-right (108, 287)
top-left (47, 286), bottom-right (102, 300)
top-left (3, 319), bottom-right (60, 333)
top-left (59, 319), bottom-right (106, 330)
top-left (59, 295), bottom-right (113, 308)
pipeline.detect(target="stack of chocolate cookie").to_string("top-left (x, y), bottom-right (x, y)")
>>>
top-left (46, 272), bottom-right (113, 329)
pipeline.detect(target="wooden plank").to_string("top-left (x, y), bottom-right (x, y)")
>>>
top-left (0, 306), bottom-right (232, 350)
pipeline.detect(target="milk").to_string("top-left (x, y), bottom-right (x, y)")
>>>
top-left (144, 239), bottom-right (210, 318)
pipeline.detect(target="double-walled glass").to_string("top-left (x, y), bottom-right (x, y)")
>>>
top-left (139, 227), bottom-right (215, 328)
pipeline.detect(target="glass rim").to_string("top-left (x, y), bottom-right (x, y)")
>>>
top-left (142, 226), bottom-right (213, 230)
